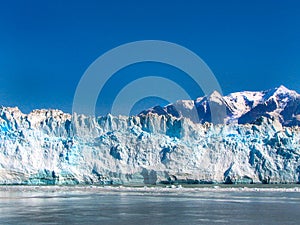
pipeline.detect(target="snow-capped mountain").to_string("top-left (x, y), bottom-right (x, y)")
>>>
top-left (140, 85), bottom-right (300, 126)
top-left (1, 90), bottom-right (300, 185)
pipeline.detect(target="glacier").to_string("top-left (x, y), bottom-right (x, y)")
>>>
top-left (1, 100), bottom-right (300, 185)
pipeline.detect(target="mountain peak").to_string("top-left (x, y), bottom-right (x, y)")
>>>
top-left (262, 85), bottom-right (298, 102)
top-left (209, 90), bottom-right (222, 97)
top-left (274, 85), bottom-right (292, 94)
top-left (208, 90), bottom-right (223, 102)
top-left (277, 85), bottom-right (289, 91)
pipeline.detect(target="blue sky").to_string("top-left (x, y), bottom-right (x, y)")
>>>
top-left (0, 0), bottom-right (299, 114)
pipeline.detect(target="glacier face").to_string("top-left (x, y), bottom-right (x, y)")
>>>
top-left (0, 105), bottom-right (300, 185)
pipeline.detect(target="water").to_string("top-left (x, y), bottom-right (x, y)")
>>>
top-left (0, 186), bottom-right (299, 225)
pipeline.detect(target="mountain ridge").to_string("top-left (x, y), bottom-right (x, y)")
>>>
top-left (140, 85), bottom-right (300, 126)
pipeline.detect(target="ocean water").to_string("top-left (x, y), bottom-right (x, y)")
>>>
top-left (0, 186), bottom-right (299, 225)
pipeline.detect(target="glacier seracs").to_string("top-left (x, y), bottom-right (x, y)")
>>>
top-left (0, 104), bottom-right (300, 185)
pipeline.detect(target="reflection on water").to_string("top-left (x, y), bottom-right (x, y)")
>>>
top-left (0, 187), bottom-right (299, 225)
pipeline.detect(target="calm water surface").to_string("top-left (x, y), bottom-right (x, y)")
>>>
top-left (0, 186), bottom-right (299, 225)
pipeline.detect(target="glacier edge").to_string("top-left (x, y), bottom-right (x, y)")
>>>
top-left (0, 106), bottom-right (300, 185)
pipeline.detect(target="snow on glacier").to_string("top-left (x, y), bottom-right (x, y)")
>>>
top-left (0, 104), bottom-right (300, 185)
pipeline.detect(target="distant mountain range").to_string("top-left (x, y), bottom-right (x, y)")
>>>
top-left (140, 85), bottom-right (300, 126)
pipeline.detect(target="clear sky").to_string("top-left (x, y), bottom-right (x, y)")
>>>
top-left (0, 0), bottom-right (299, 115)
